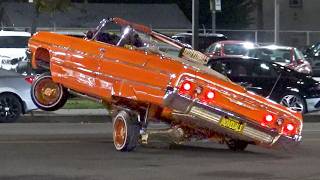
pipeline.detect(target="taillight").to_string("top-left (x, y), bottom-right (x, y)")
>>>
top-left (25, 76), bottom-right (35, 84)
top-left (182, 81), bottom-right (191, 91)
top-left (286, 123), bottom-right (295, 131)
top-left (261, 114), bottom-right (274, 127)
top-left (205, 90), bottom-right (215, 100)
top-left (282, 122), bottom-right (296, 136)
top-left (264, 114), bottom-right (274, 122)
top-left (179, 81), bottom-right (192, 93)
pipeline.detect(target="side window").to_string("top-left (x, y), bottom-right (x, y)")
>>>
top-left (213, 44), bottom-right (221, 54)
top-left (211, 60), bottom-right (250, 77)
top-left (252, 62), bottom-right (277, 78)
top-left (208, 60), bottom-right (223, 74)
top-left (227, 61), bottom-right (251, 77)
top-left (206, 43), bottom-right (216, 53)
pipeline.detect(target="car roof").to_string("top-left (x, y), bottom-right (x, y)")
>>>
top-left (258, 44), bottom-right (293, 50)
top-left (173, 32), bottom-right (226, 37)
top-left (0, 30), bottom-right (31, 37)
top-left (216, 40), bottom-right (253, 44)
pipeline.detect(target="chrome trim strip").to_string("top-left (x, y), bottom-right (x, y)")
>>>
top-left (189, 106), bottom-right (273, 144)
top-left (175, 72), bottom-right (301, 122)
top-left (31, 37), bottom-right (172, 78)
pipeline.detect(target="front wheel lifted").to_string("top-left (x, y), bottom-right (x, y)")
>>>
top-left (31, 73), bottom-right (68, 111)
top-left (113, 110), bottom-right (140, 151)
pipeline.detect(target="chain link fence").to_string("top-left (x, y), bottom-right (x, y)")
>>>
top-left (2, 26), bottom-right (320, 49)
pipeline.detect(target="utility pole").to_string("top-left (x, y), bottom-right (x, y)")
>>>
top-left (210, 0), bottom-right (216, 33)
top-left (274, 0), bottom-right (279, 44)
top-left (192, 0), bottom-right (199, 50)
top-left (210, 0), bottom-right (221, 33)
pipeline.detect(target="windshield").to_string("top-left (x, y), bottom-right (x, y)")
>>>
top-left (247, 48), bottom-right (292, 63)
top-left (0, 36), bottom-right (29, 48)
top-left (223, 44), bottom-right (252, 55)
top-left (88, 18), bottom-right (209, 64)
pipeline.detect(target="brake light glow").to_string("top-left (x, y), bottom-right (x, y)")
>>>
top-left (206, 91), bottom-right (215, 99)
top-left (182, 82), bottom-right (191, 91)
top-left (25, 76), bottom-right (35, 84)
top-left (265, 114), bottom-right (273, 122)
top-left (286, 123), bottom-right (294, 131)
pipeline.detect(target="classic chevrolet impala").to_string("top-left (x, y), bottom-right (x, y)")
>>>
top-left (28, 18), bottom-right (302, 151)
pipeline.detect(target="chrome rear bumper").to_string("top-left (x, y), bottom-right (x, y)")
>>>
top-left (163, 91), bottom-right (302, 148)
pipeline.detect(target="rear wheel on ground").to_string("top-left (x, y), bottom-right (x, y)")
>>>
top-left (0, 94), bottom-right (22, 123)
top-left (31, 73), bottom-right (68, 111)
top-left (226, 139), bottom-right (248, 151)
top-left (113, 110), bottom-right (140, 151)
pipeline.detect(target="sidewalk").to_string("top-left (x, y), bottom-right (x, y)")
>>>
top-left (19, 108), bottom-right (320, 123)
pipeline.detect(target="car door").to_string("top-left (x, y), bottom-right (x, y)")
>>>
top-left (97, 45), bottom-right (163, 101)
top-left (210, 59), bottom-right (278, 97)
top-left (59, 38), bottom-right (100, 97)
top-left (209, 58), bottom-right (253, 88)
top-left (246, 61), bottom-right (279, 97)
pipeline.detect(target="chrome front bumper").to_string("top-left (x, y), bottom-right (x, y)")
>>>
top-left (163, 91), bottom-right (302, 148)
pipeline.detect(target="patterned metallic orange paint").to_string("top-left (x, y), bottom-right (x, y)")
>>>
top-left (28, 18), bottom-right (303, 144)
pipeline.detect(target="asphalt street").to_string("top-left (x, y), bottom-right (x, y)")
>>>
top-left (0, 122), bottom-right (319, 180)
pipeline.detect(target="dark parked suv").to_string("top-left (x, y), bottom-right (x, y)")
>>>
top-left (172, 32), bottom-right (227, 52)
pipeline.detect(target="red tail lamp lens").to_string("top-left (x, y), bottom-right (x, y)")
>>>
top-left (265, 114), bottom-right (274, 122)
top-left (180, 81), bottom-right (192, 91)
top-left (286, 123), bottom-right (295, 131)
top-left (25, 76), bottom-right (35, 84)
top-left (183, 82), bottom-right (191, 91)
top-left (206, 91), bottom-right (215, 99)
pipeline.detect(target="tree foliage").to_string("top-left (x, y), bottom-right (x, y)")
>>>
top-left (73, 0), bottom-right (256, 29)
top-left (34, 0), bottom-right (71, 14)
top-left (31, 0), bottom-right (71, 33)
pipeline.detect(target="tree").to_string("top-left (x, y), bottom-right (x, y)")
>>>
top-left (216, 0), bottom-right (255, 29)
top-left (31, 0), bottom-right (71, 34)
top-left (87, 0), bottom-right (256, 29)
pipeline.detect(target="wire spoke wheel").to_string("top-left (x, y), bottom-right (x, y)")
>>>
top-left (112, 111), bottom-right (140, 151)
top-left (113, 117), bottom-right (127, 150)
top-left (280, 94), bottom-right (304, 113)
top-left (34, 78), bottom-right (62, 106)
top-left (31, 73), bottom-right (68, 111)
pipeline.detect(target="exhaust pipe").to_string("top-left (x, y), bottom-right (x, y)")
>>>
top-left (141, 126), bottom-right (185, 145)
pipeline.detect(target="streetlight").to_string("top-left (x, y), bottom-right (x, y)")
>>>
top-left (210, 0), bottom-right (221, 33)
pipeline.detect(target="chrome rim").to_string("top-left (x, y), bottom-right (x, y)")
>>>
top-left (280, 95), bottom-right (304, 112)
top-left (0, 96), bottom-right (20, 121)
top-left (113, 117), bottom-right (127, 150)
top-left (34, 77), bottom-right (62, 106)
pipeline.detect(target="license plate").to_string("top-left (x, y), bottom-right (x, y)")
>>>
top-left (219, 117), bottom-right (245, 133)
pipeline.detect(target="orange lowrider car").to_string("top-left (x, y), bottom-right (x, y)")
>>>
top-left (28, 18), bottom-right (302, 151)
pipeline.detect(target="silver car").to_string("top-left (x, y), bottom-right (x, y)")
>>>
top-left (0, 70), bottom-right (37, 122)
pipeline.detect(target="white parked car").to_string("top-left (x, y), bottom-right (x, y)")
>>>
top-left (0, 31), bottom-right (31, 72)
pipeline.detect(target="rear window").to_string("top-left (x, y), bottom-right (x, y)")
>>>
top-left (223, 44), bottom-right (249, 55)
top-left (0, 36), bottom-right (29, 48)
top-left (247, 48), bottom-right (291, 63)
